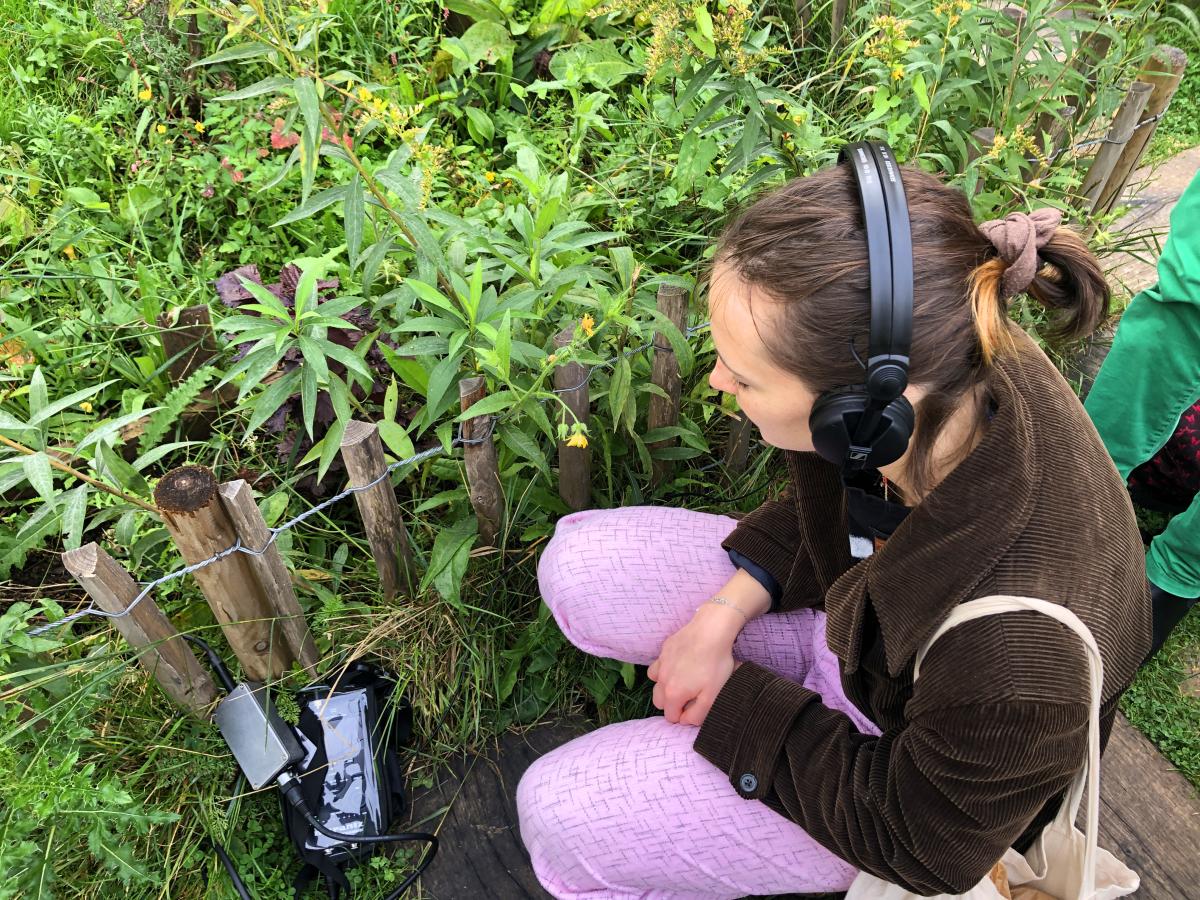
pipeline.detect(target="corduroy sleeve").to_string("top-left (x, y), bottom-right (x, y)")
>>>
top-left (720, 451), bottom-right (849, 613)
top-left (693, 617), bottom-right (1092, 895)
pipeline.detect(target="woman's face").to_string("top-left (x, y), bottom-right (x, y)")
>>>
top-left (707, 262), bottom-right (820, 452)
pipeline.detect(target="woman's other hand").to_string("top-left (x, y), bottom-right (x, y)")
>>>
top-left (647, 571), bottom-right (768, 726)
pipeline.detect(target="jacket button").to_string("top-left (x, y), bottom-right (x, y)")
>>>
top-left (738, 773), bottom-right (758, 794)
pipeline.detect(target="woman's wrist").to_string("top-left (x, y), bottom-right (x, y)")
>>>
top-left (689, 569), bottom-right (773, 641)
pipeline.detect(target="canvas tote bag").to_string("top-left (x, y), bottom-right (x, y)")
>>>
top-left (845, 596), bottom-right (1139, 900)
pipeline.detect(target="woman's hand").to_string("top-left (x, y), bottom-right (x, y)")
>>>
top-left (648, 606), bottom-right (741, 726)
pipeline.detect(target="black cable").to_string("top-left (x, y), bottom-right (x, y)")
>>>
top-left (278, 774), bottom-right (439, 899)
top-left (210, 838), bottom-right (254, 900)
top-left (181, 633), bottom-right (237, 693)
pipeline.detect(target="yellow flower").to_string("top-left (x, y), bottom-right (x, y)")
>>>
top-left (890, 64), bottom-right (905, 81)
top-left (62, 245), bottom-right (76, 260)
top-left (566, 432), bottom-right (588, 449)
top-left (138, 87), bottom-right (153, 101)
top-left (546, 353), bottom-right (558, 365)
top-left (484, 171), bottom-right (496, 183)
top-left (580, 313), bottom-right (596, 337)
top-left (357, 86), bottom-right (374, 102)
top-left (79, 401), bottom-right (93, 413)
top-left (156, 124), bottom-right (167, 134)
top-left (194, 122), bottom-right (206, 133)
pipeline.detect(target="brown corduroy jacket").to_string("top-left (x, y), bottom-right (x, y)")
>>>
top-left (693, 330), bottom-right (1151, 895)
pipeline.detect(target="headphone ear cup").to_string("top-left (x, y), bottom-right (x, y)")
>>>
top-left (810, 388), bottom-right (915, 470)
top-left (810, 386), bottom-right (868, 467)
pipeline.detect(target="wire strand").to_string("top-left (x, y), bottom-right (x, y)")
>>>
top-left (29, 321), bottom-right (713, 637)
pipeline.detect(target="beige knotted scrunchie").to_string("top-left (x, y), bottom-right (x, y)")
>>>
top-left (978, 208), bottom-right (1063, 300)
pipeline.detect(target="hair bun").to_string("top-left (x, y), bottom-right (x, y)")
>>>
top-left (978, 208), bottom-right (1063, 300)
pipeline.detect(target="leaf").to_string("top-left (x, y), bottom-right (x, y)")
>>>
top-left (493, 310), bottom-right (512, 381)
top-left (445, 0), bottom-right (506, 22)
top-left (406, 278), bottom-right (466, 323)
top-left (499, 426), bottom-right (549, 476)
top-left (395, 335), bottom-right (451, 356)
top-left (300, 364), bottom-right (317, 438)
top-left (216, 75), bottom-right (292, 101)
top-left (245, 370), bottom-right (300, 434)
top-left (456, 21), bottom-right (515, 71)
top-left (607, 356), bottom-right (632, 433)
top-left (317, 417), bottom-right (346, 483)
top-left (62, 484), bottom-right (88, 550)
top-left (464, 106), bottom-right (495, 145)
top-left (344, 173), bottom-right (365, 268)
top-left (423, 353), bottom-right (464, 428)
top-left (29, 366), bottom-right (48, 417)
top-left (378, 419), bottom-right (416, 461)
top-left (272, 185), bottom-right (348, 227)
top-left (693, 3), bottom-right (714, 41)
top-left (64, 187), bottom-right (109, 210)
top-left (22, 452), bottom-right (54, 501)
top-left (912, 71), bottom-right (930, 113)
top-left (422, 516), bottom-right (478, 607)
top-left (548, 40), bottom-right (638, 89)
top-left (296, 336), bottom-right (330, 384)
top-left (384, 377), bottom-right (398, 423)
top-left (456, 389), bottom-right (516, 421)
top-left (294, 76), bottom-right (321, 198)
top-left (190, 42), bottom-right (272, 67)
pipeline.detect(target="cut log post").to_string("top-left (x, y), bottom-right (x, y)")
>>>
top-left (153, 465), bottom-right (307, 681)
top-left (1094, 46), bottom-right (1187, 216)
top-left (63, 543), bottom-right (217, 716)
top-left (793, 0), bottom-right (814, 45)
top-left (340, 420), bottom-right (417, 600)
top-left (830, 0), bottom-right (850, 44)
top-left (1081, 81), bottom-right (1153, 209)
top-left (157, 305), bottom-right (218, 385)
top-left (724, 412), bottom-right (754, 477)
top-left (647, 285), bottom-right (689, 486)
top-left (1062, 2), bottom-right (1114, 121)
top-left (553, 329), bottom-right (591, 511)
top-left (218, 479), bottom-right (318, 675)
top-left (459, 376), bottom-right (504, 547)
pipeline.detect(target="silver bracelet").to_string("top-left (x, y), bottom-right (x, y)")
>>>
top-left (699, 595), bottom-right (749, 622)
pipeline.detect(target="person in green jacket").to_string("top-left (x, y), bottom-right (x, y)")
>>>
top-left (1085, 169), bottom-right (1200, 658)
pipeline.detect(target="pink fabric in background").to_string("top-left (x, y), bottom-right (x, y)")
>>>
top-left (517, 506), bottom-right (879, 900)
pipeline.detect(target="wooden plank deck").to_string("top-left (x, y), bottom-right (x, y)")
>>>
top-left (406, 714), bottom-right (1199, 899)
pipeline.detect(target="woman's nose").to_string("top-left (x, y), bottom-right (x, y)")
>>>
top-left (709, 361), bottom-right (733, 395)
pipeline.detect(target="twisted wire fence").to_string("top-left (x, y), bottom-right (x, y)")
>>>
top-left (29, 320), bottom-right (713, 636)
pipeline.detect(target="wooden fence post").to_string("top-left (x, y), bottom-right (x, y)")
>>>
top-left (218, 479), bottom-right (319, 675)
top-left (830, 0), bottom-right (850, 44)
top-left (1081, 81), bottom-right (1153, 210)
top-left (153, 465), bottom-right (308, 681)
top-left (1094, 46), bottom-right (1187, 215)
top-left (647, 285), bottom-right (689, 486)
top-left (63, 543), bottom-right (217, 715)
top-left (724, 412), bottom-right (753, 477)
top-left (459, 376), bottom-right (504, 546)
top-left (554, 328), bottom-right (591, 511)
top-left (340, 420), bottom-right (417, 599)
top-left (158, 305), bottom-right (219, 385)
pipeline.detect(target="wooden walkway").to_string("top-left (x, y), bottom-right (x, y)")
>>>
top-left (407, 714), bottom-right (1200, 899)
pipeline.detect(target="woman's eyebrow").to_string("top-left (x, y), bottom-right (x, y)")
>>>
top-left (716, 351), bottom-right (751, 383)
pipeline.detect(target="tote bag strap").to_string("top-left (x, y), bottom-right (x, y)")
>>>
top-left (913, 595), bottom-right (1105, 899)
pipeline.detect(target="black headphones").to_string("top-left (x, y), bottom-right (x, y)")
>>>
top-left (809, 140), bottom-right (916, 476)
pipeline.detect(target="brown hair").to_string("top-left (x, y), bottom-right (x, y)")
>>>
top-left (713, 164), bottom-right (1109, 498)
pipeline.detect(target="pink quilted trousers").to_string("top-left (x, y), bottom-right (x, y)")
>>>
top-left (517, 506), bottom-right (879, 899)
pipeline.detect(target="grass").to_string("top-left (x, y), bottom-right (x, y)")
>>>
top-left (2, 0), bottom-right (1199, 895)
top-left (1122, 608), bottom-right (1200, 787)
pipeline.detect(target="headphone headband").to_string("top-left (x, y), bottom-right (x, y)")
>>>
top-left (810, 141), bottom-right (914, 476)
top-left (838, 142), bottom-right (912, 401)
